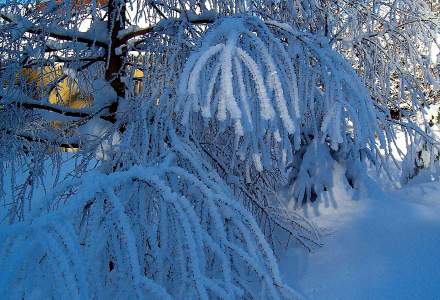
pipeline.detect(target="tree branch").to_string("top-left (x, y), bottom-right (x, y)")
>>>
top-left (119, 15), bottom-right (215, 43)
top-left (1, 128), bottom-right (80, 149)
top-left (0, 13), bottom-right (109, 49)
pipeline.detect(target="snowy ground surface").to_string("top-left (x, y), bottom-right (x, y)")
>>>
top-left (280, 172), bottom-right (440, 300)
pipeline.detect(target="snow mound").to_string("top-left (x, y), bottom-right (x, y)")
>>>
top-left (280, 178), bottom-right (440, 300)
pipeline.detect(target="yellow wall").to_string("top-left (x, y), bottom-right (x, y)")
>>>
top-left (22, 66), bottom-right (144, 108)
top-left (21, 66), bottom-right (91, 108)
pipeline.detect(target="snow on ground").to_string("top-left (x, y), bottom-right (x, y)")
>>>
top-left (280, 171), bottom-right (440, 300)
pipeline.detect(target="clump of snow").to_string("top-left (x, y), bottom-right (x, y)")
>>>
top-left (76, 117), bottom-right (119, 161)
top-left (85, 19), bottom-right (108, 43)
top-left (91, 79), bottom-right (117, 109)
top-left (117, 25), bottom-right (141, 39)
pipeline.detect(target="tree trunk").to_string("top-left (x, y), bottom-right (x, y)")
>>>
top-left (105, 0), bottom-right (126, 122)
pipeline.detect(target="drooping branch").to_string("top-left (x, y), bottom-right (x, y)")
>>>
top-left (1, 128), bottom-right (80, 149)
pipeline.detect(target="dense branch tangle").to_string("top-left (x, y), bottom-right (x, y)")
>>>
top-left (0, 152), bottom-right (300, 299)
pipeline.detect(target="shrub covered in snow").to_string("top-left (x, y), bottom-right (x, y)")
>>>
top-left (0, 0), bottom-right (438, 299)
top-left (402, 105), bottom-right (440, 183)
top-left (178, 17), bottom-right (387, 205)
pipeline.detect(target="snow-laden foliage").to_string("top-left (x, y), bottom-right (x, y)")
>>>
top-left (178, 17), bottom-right (387, 203)
top-left (329, 0), bottom-right (440, 111)
top-left (271, 0), bottom-right (440, 115)
top-left (0, 146), bottom-right (299, 299)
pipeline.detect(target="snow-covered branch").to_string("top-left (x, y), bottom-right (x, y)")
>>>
top-left (0, 13), bottom-right (109, 49)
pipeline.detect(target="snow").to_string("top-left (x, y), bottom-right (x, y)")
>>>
top-left (76, 117), bottom-right (119, 160)
top-left (117, 25), bottom-right (141, 39)
top-left (83, 19), bottom-right (108, 43)
top-left (280, 170), bottom-right (440, 300)
top-left (91, 79), bottom-right (117, 109)
top-left (431, 34), bottom-right (440, 65)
